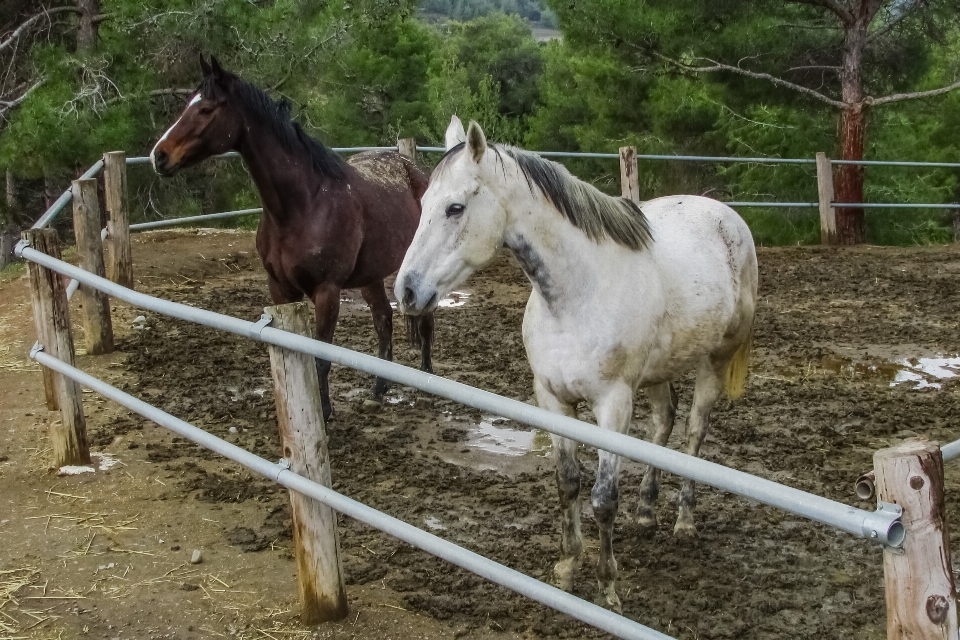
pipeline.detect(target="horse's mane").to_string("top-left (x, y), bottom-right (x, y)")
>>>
top-left (436, 143), bottom-right (653, 251)
top-left (199, 74), bottom-right (347, 180)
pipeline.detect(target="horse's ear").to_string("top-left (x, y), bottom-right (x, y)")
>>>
top-left (466, 120), bottom-right (487, 163)
top-left (199, 55), bottom-right (212, 77)
top-left (445, 115), bottom-right (466, 150)
top-left (210, 55), bottom-right (225, 78)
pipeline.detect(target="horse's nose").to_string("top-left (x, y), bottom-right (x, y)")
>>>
top-left (402, 285), bottom-right (416, 307)
top-left (153, 149), bottom-right (168, 169)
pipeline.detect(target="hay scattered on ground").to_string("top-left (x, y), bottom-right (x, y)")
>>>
top-left (0, 566), bottom-right (58, 638)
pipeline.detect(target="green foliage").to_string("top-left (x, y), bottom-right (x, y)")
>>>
top-left (425, 14), bottom-right (543, 144)
top-left (421, 0), bottom-right (556, 27)
top-left (3, 0), bottom-right (960, 245)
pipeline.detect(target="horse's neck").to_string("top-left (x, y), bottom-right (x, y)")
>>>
top-left (503, 196), bottom-right (609, 310)
top-left (237, 124), bottom-right (336, 221)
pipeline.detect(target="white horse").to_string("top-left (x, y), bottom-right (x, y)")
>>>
top-left (396, 116), bottom-right (758, 611)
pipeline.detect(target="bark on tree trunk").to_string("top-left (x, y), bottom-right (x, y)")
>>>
top-left (0, 171), bottom-right (19, 270)
top-left (76, 0), bottom-right (100, 52)
top-left (834, 104), bottom-right (867, 245)
top-left (832, 0), bottom-right (879, 245)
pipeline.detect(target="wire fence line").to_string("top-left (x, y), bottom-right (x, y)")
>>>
top-left (28, 146), bottom-right (960, 238)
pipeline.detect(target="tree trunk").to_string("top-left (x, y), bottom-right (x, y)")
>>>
top-left (834, 103), bottom-right (867, 244)
top-left (0, 170), bottom-right (19, 270)
top-left (76, 0), bottom-right (100, 52)
top-left (833, 0), bottom-right (880, 245)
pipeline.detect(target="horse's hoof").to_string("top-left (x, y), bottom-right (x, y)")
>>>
top-left (360, 399), bottom-right (382, 414)
top-left (673, 520), bottom-right (697, 539)
top-left (635, 509), bottom-right (657, 533)
top-left (372, 378), bottom-right (390, 401)
top-left (596, 583), bottom-right (622, 614)
top-left (553, 558), bottom-right (578, 592)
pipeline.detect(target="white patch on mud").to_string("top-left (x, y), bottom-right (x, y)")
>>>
top-left (438, 291), bottom-right (472, 308)
top-left (58, 465), bottom-right (95, 476)
top-left (57, 452), bottom-right (119, 476)
top-left (891, 356), bottom-right (960, 389)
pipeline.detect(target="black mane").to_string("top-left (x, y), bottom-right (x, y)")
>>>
top-left (199, 74), bottom-right (347, 180)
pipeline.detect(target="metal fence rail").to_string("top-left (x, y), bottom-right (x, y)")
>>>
top-left (128, 208), bottom-right (263, 231)
top-left (31, 349), bottom-right (669, 640)
top-left (14, 240), bottom-right (904, 547)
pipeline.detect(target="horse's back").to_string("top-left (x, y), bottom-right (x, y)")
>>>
top-left (642, 195), bottom-right (757, 295)
top-left (347, 151), bottom-right (428, 200)
top-left (634, 195), bottom-right (757, 375)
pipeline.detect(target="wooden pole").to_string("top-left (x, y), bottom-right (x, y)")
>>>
top-left (874, 439), bottom-right (957, 640)
top-left (816, 152), bottom-right (838, 245)
top-left (72, 178), bottom-right (114, 355)
top-left (266, 302), bottom-right (348, 623)
top-left (398, 138), bottom-right (417, 164)
top-left (103, 151), bottom-right (133, 289)
top-left (619, 146), bottom-right (640, 204)
top-left (22, 229), bottom-right (90, 467)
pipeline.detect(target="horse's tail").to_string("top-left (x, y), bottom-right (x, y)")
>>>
top-left (405, 314), bottom-right (422, 348)
top-left (724, 330), bottom-right (751, 400)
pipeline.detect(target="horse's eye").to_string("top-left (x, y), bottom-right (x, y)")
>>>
top-left (198, 106), bottom-right (215, 115)
top-left (446, 203), bottom-right (465, 217)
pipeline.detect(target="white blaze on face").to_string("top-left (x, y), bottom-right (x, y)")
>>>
top-left (150, 93), bottom-right (202, 171)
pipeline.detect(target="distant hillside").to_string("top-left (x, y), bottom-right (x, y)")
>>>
top-left (420, 0), bottom-right (558, 29)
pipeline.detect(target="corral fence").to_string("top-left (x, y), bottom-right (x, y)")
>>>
top-left (11, 143), bottom-right (960, 639)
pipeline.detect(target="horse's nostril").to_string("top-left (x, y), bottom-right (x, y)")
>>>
top-left (154, 149), bottom-right (168, 166)
top-left (403, 286), bottom-right (416, 306)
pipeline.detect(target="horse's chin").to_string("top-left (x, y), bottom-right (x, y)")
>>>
top-left (154, 164), bottom-right (181, 178)
top-left (398, 290), bottom-right (439, 317)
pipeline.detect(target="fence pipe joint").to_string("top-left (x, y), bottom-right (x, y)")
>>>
top-left (247, 313), bottom-right (273, 339)
top-left (14, 238), bottom-right (29, 258)
top-left (861, 502), bottom-right (904, 548)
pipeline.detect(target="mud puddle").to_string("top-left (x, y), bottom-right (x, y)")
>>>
top-left (414, 412), bottom-right (550, 475)
top-left (817, 353), bottom-right (960, 389)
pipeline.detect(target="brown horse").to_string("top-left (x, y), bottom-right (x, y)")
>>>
top-left (150, 56), bottom-right (434, 420)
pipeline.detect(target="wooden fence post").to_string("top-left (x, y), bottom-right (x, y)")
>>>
top-left (619, 146), bottom-right (640, 204)
top-left (398, 138), bottom-right (417, 164)
top-left (266, 302), bottom-right (348, 623)
top-left (103, 151), bottom-right (133, 289)
top-left (72, 178), bottom-right (114, 355)
top-left (22, 229), bottom-right (90, 467)
top-left (874, 440), bottom-right (957, 640)
top-left (816, 152), bottom-right (838, 245)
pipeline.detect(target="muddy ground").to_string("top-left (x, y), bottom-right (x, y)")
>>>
top-left (4, 230), bottom-right (960, 640)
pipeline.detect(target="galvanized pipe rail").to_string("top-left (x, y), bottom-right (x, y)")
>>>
top-left (30, 348), bottom-right (669, 640)
top-left (14, 239), bottom-right (904, 547)
top-left (128, 208), bottom-right (263, 231)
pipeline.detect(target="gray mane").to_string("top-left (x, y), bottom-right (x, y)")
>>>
top-left (436, 143), bottom-right (652, 251)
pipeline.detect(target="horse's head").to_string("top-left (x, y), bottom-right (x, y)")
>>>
top-left (395, 116), bottom-right (508, 316)
top-left (150, 56), bottom-right (245, 176)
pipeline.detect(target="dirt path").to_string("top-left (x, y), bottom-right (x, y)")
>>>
top-left (3, 230), bottom-right (960, 639)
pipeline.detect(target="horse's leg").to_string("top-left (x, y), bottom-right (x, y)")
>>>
top-left (535, 380), bottom-right (581, 593)
top-left (636, 382), bottom-right (678, 531)
top-left (418, 311), bottom-right (435, 373)
top-left (311, 285), bottom-right (342, 422)
top-left (590, 384), bottom-right (633, 613)
top-left (674, 358), bottom-right (725, 538)
top-left (360, 281), bottom-right (393, 401)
